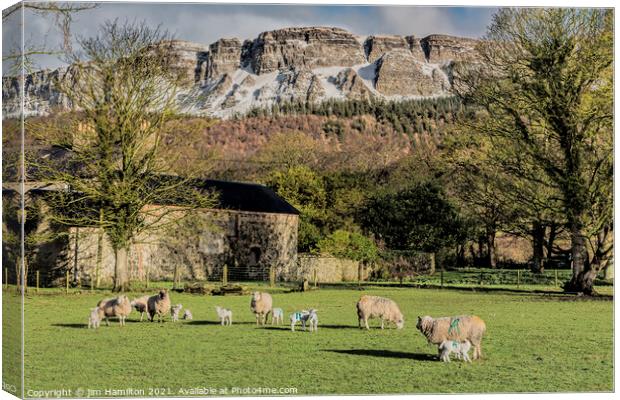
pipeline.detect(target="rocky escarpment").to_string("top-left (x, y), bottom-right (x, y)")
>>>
top-left (2, 26), bottom-right (479, 119)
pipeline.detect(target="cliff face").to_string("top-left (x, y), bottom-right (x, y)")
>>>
top-left (2, 26), bottom-right (479, 119)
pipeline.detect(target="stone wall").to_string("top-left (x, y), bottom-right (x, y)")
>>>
top-left (290, 255), bottom-right (366, 283)
top-left (63, 209), bottom-right (298, 286)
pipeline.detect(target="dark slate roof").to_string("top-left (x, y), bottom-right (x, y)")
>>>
top-left (3, 178), bottom-right (300, 216)
top-left (196, 179), bottom-right (299, 215)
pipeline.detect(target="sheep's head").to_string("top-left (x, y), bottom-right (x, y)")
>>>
top-left (159, 289), bottom-right (168, 300)
top-left (416, 316), bottom-right (432, 333)
top-left (252, 292), bottom-right (261, 301)
top-left (396, 317), bottom-right (404, 329)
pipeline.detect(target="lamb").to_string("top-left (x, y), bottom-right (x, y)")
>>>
top-left (438, 340), bottom-right (472, 363)
top-left (183, 310), bottom-right (193, 320)
top-left (130, 295), bottom-right (150, 322)
top-left (271, 308), bottom-right (284, 325)
top-left (97, 295), bottom-right (132, 326)
top-left (171, 304), bottom-right (183, 322)
top-left (215, 306), bottom-right (233, 326)
top-left (88, 307), bottom-right (103, 329)
top-left (147, 289), bottom-right (171, 323)
top-left (250, 292), bottom-right (272, 325)
top-left (356, 295), bottom-right (404, 330)
top-left (290, 310), bottom-right (309, 332)
top-left (416, 315), bottom-right (486, 360)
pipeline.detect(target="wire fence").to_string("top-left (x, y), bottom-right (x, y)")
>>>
top-left (3, 265), bottom-right (611, 294)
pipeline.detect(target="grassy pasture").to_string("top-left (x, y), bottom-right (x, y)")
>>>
top-left (4, 285), bottom-right (613, 396)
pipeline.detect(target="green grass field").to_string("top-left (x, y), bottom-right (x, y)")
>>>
top-left (4, 284), bottom-right (613, 396)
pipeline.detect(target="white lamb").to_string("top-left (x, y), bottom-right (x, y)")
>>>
top-left (438, 340), bottom-right (472, 363)
top-left (183, 310), bottom-right (193, 320)
top-left (171, 304), bottom-right (183, 322)
top-left (290, 309), bottom-right (318, 332)
top-left (88, 307), bottom-right (103, 329)
top-left (216, 306), bottom-right (232, 326)
top-left (271, 308), bottom-right (284, 325)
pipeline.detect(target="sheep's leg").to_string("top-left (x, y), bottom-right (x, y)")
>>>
top-left (105, 317), bottom-right (110, 327)
top-left (380, 319), bottom-right (384, 329)
top-left (364, 317), bottom-right (370, 330)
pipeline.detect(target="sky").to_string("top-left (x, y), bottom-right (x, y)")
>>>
top-left (2, 2), bottom-right (497, 71)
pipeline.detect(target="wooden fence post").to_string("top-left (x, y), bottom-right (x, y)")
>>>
top-left (36, 271), bottom-right (40, 294)
top-left (479, 270), bottom-right (483, 286)
top-left (517, 270), bottom-right (521, 288)
top-left (269, 266), bottom-right (275, 287)
top-left (223, 264), bottom-right (228, 285)
top-left (66, 270), bottom-right (69, 294)
top-left (146, 270), bottom-right (149, 289)
top-left (313, 269), bottom-right (318, 288)
top-left (555, 269), bottom-right (558, 287)
top-left (440, 268), bottom-right (444, 288)
top-left (4, 268), bottom-right (7, 290)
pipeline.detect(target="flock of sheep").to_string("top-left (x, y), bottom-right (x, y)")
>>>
top-left (87, 290), bottom-right (486, 362)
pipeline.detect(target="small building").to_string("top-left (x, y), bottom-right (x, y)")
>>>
top-left (3, 179), bottom-right (300, 285)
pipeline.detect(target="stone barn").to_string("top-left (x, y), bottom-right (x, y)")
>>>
top-left (4, 179), bottom-right (299, 285)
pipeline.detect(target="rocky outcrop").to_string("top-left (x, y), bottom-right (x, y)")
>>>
top-left (205, 38), bottom-right (242, 80)
top-left (375, 50), bottom-right (446, 96)
top-left (420, 34), bottom-right (479, 64)
top-left (333, 68), bottom-right (374, 100)
top-left (244, 27), bottom-right (366, 74)
top-left (3, 27), bottom-right (479, 119)
top-left (364, 35), bottom-right (410, 63)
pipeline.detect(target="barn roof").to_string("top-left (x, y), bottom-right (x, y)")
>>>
top-left (196, 179), bottom-right (299, 215)
top-left (2, 178), bottom-right (300, 216)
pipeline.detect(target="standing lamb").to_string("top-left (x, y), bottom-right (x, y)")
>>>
top-left (271, 308), bottom-right (284, 325)
top-left (438, 340), bottom-right (472, 363)
top-left (171, 304), bottom-right (183, 322)
top-left (130, 295), bottom-right (150, 321)
top-left (183, 310), bottom-right (193, 320)
top-left (250, 292), bottom-right (272, 325)
top-left (215, 306), bottom-right (233, 326)
top-left (147, 289), bottom-right (171, 323)
top-left (97, 295), bottom-right (132, 326)
top-left (416, 315), bottom-right (486, 360)
top-left (88, 307), bottom-right (103, 329)
top-left (356, 295), bottom-right (404, 330)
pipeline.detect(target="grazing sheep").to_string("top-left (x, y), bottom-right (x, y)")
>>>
top-left (438, 340), bottom-right (472, 363)
top-left (147, 289), bottom-right (171, 323)
top-left (88, 307), bottom-right (103, 329)
top-left (416, 315), bottom-right (486, 360)
top-left (271, 308), bottom-right (284, 325)
top-left (290, 310), bottom-right (309, 332)
top-left (250, 292), bottom-right (272, 325)
top-left (130, 295), bottom-right (150, 322)
top-left (171, 304), bottom-right (183, 322)
top-left (97, 295), bottom-right (132, 326)
top-left (215, 306), bottom-right (232, 326)
top-left (356, 295), bottom-right (404, 330)
top-left (183, 310), bottom-right (193, 320)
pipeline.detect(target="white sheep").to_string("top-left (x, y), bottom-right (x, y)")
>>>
top-left (356, 295), bottom-right (404, 330)
top-left (250, 292), bottom-right (272, 325)
top-left (130, 295), bottom-right (150, 322)
top-left (438, 340), bottom-right (472, 363)
top-left (147, 289), bottom-right (171, 323)
top-left (97, 295), bottom-right (132, 326)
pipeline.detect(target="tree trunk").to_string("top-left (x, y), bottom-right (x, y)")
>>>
top-left (564, 223), bottom-right (595, 294)
top-left (603, 258), bottom-right (613, 280)
top-left (113, 246), bottom-right (130, 292)
top-left (545, 223), bottom-right (558, 260)
top-left (95, 209), bottom-right (104, 289)
top-left (429, 252), bottom-right (436, 275)
top-left (531, 221), bottom-right (545, 273)
top-left (486, 231), bottom-right (496, 268)
top-left (456, 245), bottom-right (465, 268)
